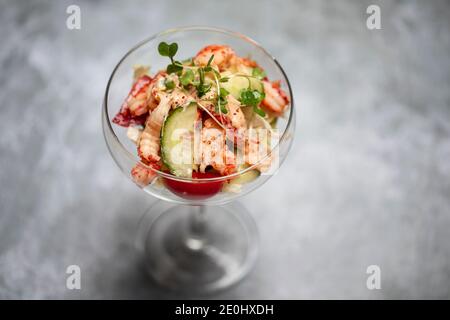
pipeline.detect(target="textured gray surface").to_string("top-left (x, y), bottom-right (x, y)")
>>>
top-left (1, 0), bottom-right (450, 299)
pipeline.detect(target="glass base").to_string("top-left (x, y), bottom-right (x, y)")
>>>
top-left (137, 201), bottom-right (259, 294)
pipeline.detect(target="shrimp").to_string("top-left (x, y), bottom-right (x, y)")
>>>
top-left (199, 122), bottom-right (236, 175)
top-left (194, 45), bottom-right (236, 71)
top-left (243, 127), bottom-right (274, 173)
top-left (166, 88), bottom-right (193, 108)
top-left (138, 96), bottom-right (171, 163)
top-left (198, 94), bottom-right (245, 131)
top-left (127, 75), bottom-right (153, 117)
top-left (112, 75), bottom-right (153, 127)
top-left (138, 89), bottom-right (193, 163)
top-left (225, 95), bottom-right (246, 129)
top-left (261, 80), bottom-right (289, 114)
top-left (131, 163), bottom-right (159, 187)
top-left (240, 57), bottom-right (258, 68)
top-left (148, 71), bottom-right (168, 111)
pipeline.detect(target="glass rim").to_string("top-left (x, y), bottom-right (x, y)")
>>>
top-left (103, 25), bottom-right (295, 182)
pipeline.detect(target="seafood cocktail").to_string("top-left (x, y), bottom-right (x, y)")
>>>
top-left (112, 42), bottom-right (289, 199)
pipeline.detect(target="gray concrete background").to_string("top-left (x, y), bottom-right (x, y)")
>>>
top-left (0, 0), bottom-right (449, 299)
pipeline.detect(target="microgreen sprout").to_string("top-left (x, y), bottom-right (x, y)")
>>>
top-left (180, 69), bottom-right (194, 87)
top-left (196, 67), bottom-right (211, 97)
top-left (240, 88), bottom-right (266, 117)
top-left (252, 67), bottom-right (266, 80)
top-left (218, 88), bottom-right (229, 114)
top-left (164, 79), bottom-right (175, 90)
top-left (158, 42), bottom-right (183, 74)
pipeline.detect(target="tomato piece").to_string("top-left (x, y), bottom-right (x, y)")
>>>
top-left (163, 172), bottom-right (224, 200)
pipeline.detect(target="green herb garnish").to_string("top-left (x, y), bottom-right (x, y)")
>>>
top-left (252, 105), bottom-right (266, 117)
top-left (216, 87), bottom-right (229, 114)
top-left (206, 54), bottom-right (214, 67)
top-left (220, 87), bottom-right (229, 99)
top-left (240, 88), bottom-right (266, 117)
top-left (158, 42), bottom-right (178, 58)
top-left (158, 42), bottom-right (183, 74)
top-left (166, 62), bottom-right (183, 75)
top-left (197, 83), bottom-right (211, 97)
top-left (196, 67), bottom-right (212, 97)
top-left (180, 69), bottom-right (194, 86)
top-left (252, 67), bottom-right (266, 80)
top-left (164, 79), bottom-right (175, 90)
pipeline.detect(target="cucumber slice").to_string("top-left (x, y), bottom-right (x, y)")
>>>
top-left (161, 104), bottom-right (198, 177)
top-left (228, 164), bottom-right (260, 185)
top-left (220, 73), bottom-right (263, 100)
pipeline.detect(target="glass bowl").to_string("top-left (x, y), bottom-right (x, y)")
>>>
top-left (102, 26), bottom-right (295, 294)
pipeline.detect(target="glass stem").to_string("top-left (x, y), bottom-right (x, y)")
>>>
top-left (186, 205), bottom-right (207, 250)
